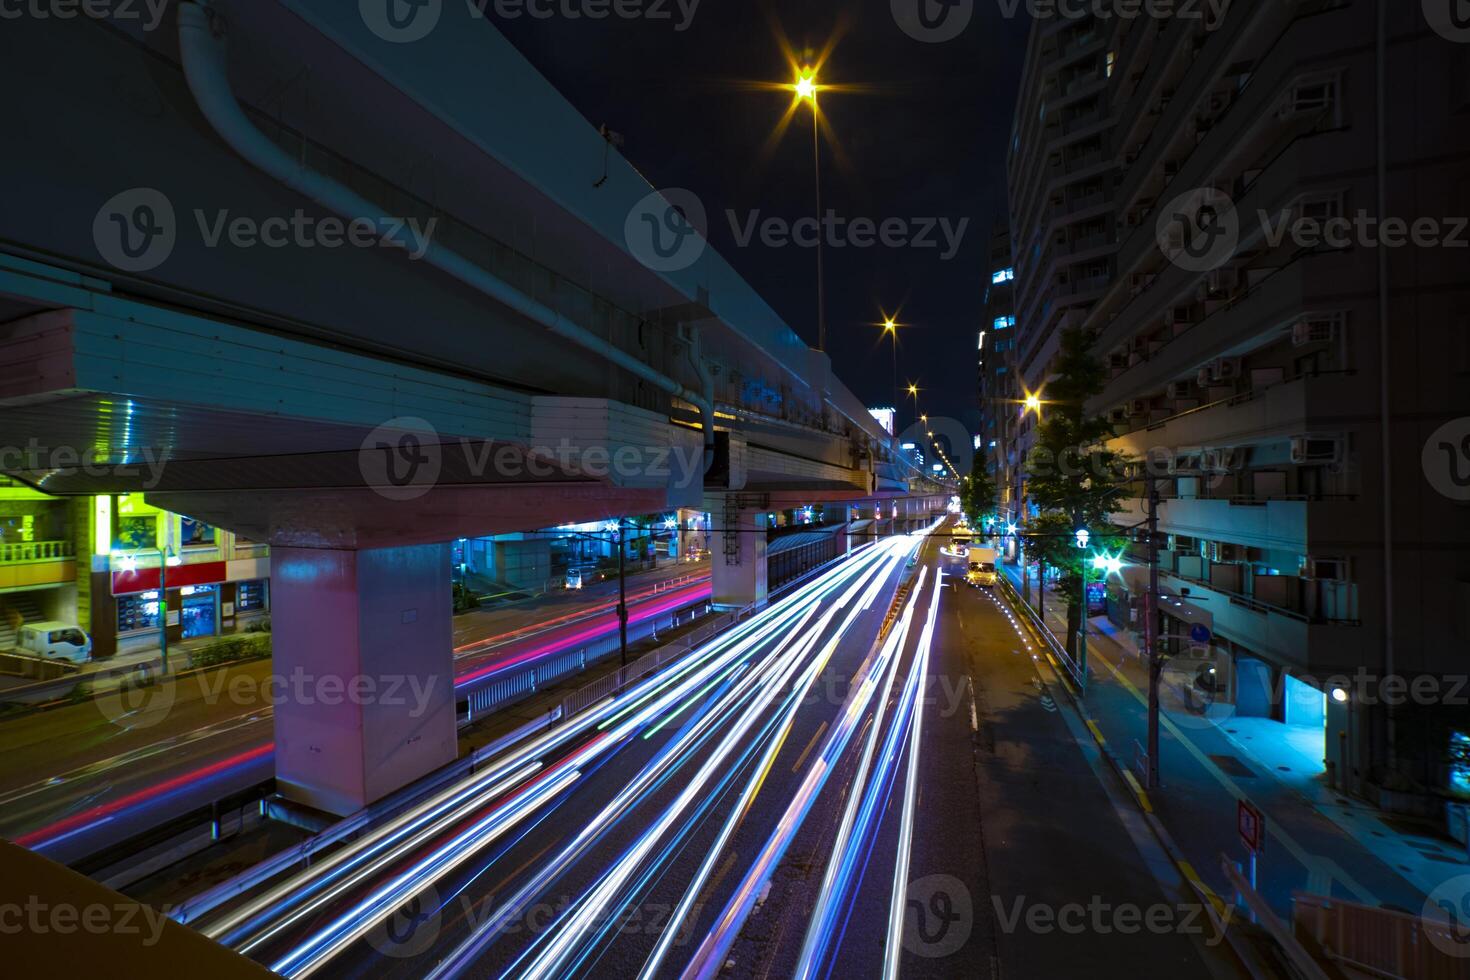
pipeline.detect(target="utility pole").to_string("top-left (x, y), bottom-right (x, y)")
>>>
top-left (617, 521), bottom-right (629, 668)
top-left (1145, 476), bottom-right (1162, 790)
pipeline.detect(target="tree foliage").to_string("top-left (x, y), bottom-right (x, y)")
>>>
top-left (1021, 328), bottom-right (1132, 649)
top-left (960, 448), bottom-right (998, 531)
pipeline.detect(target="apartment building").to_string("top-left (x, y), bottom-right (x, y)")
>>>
top-left (979, 227), bottom-right (1019, 552)
top-left (1001, 1), bottom-right (1470, 796)
top-left (1004, 11), bottom-right (1123, 521)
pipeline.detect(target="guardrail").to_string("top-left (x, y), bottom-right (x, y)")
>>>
top-left (997, 573), bottom-right (1086, 691)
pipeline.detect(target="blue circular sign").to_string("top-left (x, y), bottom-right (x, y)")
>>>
top-left (1189, 623), bottom-right (1212, 644)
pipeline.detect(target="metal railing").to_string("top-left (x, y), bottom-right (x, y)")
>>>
top-left (998, 573), bottom-right (1086, 691)
top-left (1293, 891), bottom-right (1461, 980)
top-left (0, 539), bottom-right (74, 563)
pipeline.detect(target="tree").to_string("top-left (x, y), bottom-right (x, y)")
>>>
top-left (1022, 327), bottom-right (1132, 657)
top-left (960, 448), bottom-right (998, 534)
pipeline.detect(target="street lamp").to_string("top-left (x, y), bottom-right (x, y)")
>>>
top-left (790, 67), bottom-right (826, 352)
top-left (880, 315), bottom-right (899, 429)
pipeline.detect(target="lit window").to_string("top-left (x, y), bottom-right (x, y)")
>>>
top-left (993, 315), bottom-right (1015, 329)
top-left (991, 268), bottom-right (1015, 285)
top-left (1106, 51), bottom-right (1116, 78)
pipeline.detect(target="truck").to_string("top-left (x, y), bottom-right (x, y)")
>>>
top-left (965, 548), bottom-right (1000, 588)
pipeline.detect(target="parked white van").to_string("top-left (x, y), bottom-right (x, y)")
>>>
top-left (16, 622), bottom-right (92, 663)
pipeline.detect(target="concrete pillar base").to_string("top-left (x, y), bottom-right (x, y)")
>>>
top-left (271, 543), bottom-right (457, 816)
top-left (712, 508), bottom-right (768, 610)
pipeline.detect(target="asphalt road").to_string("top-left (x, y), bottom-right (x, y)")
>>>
top-left (194, 528), bottom-right (1237, 978)
top-left (0, 573), bottom-right (711, 864)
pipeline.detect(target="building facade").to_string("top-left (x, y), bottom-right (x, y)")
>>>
top-left (0, 480), bottom-right (271, 659)
top-left (1002, 3), bottom-right (1470, 796)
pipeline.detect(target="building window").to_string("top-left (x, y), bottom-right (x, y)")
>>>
top-left (994, 315), bottom-right (1016, 329)
top-left (181, 517), bottom-right (216, 547)
top-left (117, 591), bottom-right (163, 633)
top-left (991, 268), bottom-right (1015, 285)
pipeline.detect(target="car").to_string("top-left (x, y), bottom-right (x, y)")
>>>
top-left (15, 622), bottom-right (92, 663)
top-left (965, 561), bottom-right (998, 588)
top-left (905, 557), bottom-right (918, 570)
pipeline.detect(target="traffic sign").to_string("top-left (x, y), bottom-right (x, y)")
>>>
top-left (1189, 623), bottom-right (1213, 645)
top-left (1238, 799), bottom-right (1265, 854)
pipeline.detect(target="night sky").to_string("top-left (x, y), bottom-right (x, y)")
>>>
top-left (493, 1), bottom-right (1030, 427)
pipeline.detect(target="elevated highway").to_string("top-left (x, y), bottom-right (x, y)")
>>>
top-left (0, 1), bottom-right (952, 813)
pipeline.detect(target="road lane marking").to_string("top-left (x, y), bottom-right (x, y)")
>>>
top-left (791, 721), bottom-right (829, 774)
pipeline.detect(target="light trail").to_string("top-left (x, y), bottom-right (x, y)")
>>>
top-left (238, 538), bottom-right (907, 976)
top-left (883, 568), bottom-right (944, 979)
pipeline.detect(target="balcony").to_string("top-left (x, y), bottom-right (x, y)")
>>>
top-left (0, 539), bottom-right (76, 590)
top-left (1145, 567), bottom-right (1364, 674)
top-left (1104, 372), bottom-right (1361, 458)
top-left (1117, 496), bottom-right (1316, 552)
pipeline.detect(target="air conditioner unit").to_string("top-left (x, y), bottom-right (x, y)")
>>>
top-left (1292, 312), bottom-right (1345, 347)
top-left (1109, 407), bottom-right (1128, 423)
top-left (1301, 556), bottom-right (1349, 581)
top-left (1197, 367), bottom-right (1215, 388)
top-left (1291, 436), bottom-right (1344, 465)
top-left (1214, 357), bottom-right (1243, 381)
top-left (1167, 381), bottom-right (1194, 400)
top-left (1127, 399), bottom-right (1150, 417)
top-left (1211, 542), bottom-right (1243, 563)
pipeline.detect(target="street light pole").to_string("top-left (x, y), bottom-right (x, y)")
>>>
top-left (812, 103), bottom-right (826, 353)
top-left (158, 547), bottom-right (169, 675)
top-left (617, 522), bottom-right (629, 668)
top-left (1146, 475), bottom-right (1162, 790)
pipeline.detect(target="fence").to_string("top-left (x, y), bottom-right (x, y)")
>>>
top-left (461, 602), bottom-right (739, 724)
top-left (1294, 891), bottom-right (1466, 980)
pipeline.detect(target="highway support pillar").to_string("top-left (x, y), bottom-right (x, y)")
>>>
top-left (270, 543), bottom-right (457, 816)
top-left (712, 507), bottom-right (768, 610)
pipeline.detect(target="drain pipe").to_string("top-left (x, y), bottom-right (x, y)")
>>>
top-left (177, 1), bottom-right (715, 470)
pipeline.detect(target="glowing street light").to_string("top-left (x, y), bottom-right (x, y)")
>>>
top-left (786, 66), bottom-right (826, 351)
top-left (1075, 528), bottom-right (1091, 549)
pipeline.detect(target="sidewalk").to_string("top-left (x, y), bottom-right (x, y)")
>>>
top-left (1000, 563), bottom-right (1462, 919)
